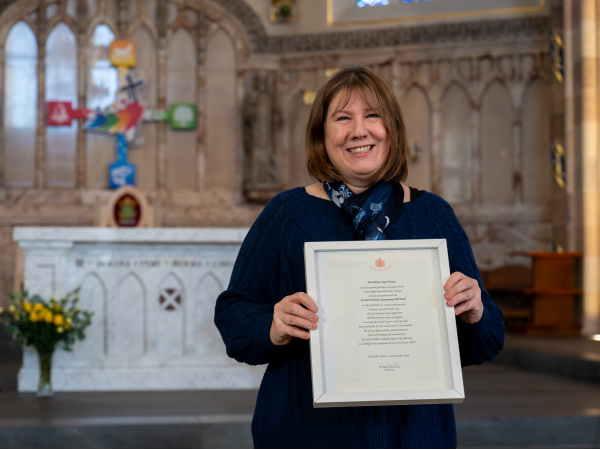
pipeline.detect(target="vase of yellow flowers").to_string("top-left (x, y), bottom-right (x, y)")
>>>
top-left (0, 288), bottom-right (93, 396)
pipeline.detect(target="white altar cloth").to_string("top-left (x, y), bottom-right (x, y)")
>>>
top-left (13, 227), bottom-right (265, 392)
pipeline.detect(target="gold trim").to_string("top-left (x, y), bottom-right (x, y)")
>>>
top-left (327, 0), bottom-right (545, 27)
top-left (552, 139), bottom-right (566, 190)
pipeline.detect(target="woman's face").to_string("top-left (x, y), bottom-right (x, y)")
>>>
top-left (324, 89), bottom-right (389, 191)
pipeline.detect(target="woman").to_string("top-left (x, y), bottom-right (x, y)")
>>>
top-left (215, 65), bottom-right (504, 448)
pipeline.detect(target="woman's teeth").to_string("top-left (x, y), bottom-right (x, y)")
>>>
top-left (347, 145), bottom-right (372, 154)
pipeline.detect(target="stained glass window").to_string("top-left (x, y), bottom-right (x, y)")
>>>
top-left (86, 24), bottom-right (118, 188)
top-left (357, 0), bottom-right (389, 6)
top-left (4, 21), bottom-right (37, 187)
top-left (46, 23), bottom-right (78, 187)
top-left (88, 24), bottom-right (118, 110)
top-left (357, 0), bottom-right (431, 5)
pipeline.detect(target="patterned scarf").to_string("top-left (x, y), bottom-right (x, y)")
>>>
top-left (323, 180), bottom-right (405, 240)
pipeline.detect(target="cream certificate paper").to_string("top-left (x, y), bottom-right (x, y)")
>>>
top-left (316, 249), bottom-right (448, 394)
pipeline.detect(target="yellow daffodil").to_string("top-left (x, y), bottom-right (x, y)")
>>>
top-left (44, 311), bottom-right (53, 323)
top-left (53, 304), bottom-right (61, 312)
top-left (65, 323), bottom-right (71, 330)
top-left (8, 305), bottom-right (16, 313)
top-left (66, 317), bottom-right (72, 324)
top-left (54, 315), bottom-right (64, 326)
top-left (33, 303), bottom-right (43, 311)
top-left (29, 311), bottom-right (38, 322)
top-left (23, 301), bottom-right (32, 312)
top-left (57, 326), bottom-right (64, 333)
top-left (0, 307), bottom-right (4, 314)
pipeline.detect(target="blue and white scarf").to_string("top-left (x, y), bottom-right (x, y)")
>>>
top-left (323, 180), bottom-right (405, 240)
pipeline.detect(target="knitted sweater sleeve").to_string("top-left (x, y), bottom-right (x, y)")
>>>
top-left (440, 202), bottom-right (505, 367)
top-left (214, 194), bottom-right (289, 366)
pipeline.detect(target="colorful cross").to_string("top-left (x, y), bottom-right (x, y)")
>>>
top-left (46, 40), bottom-right (197, 189)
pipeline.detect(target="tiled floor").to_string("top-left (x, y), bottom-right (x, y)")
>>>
top-left (1, 335), bottom-right (600, 448)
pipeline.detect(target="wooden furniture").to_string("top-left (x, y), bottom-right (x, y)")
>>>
top-left (480, 266), bottom-right (532, 321)
top-left (519, 252), bottom-right (582, 335)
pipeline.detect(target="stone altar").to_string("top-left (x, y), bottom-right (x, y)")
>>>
top-left (13, 227), bottom-right (264, 392)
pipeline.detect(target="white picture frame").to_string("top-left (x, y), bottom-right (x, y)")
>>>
top-left (304, 239), bottom-right (464, 408)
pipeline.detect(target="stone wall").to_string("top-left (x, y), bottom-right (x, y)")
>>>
top-left (0, 0), bottom-right (562, 305)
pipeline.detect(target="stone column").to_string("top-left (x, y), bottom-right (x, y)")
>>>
top-left (564, 0), bottom-right (600, 333)
top-left (196, 12), bottom-right (209, 191)
top-left (470, 107), bottom-right (482, 203)
top-left (0, 43), bottom-right (5, 188)
top-left (430, 103), bottom-right (442, 196)
top-left (156, 0), bottom-right (167, 190)
top-left (34, 1), bottom-right (46, 189)
top-left (76, 0), bottom-right (88, 188)
top-left (512, 120), bottom-right (523, 204)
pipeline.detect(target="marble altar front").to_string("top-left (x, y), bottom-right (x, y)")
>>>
top-left (13, 227), bottom-right (264, 392)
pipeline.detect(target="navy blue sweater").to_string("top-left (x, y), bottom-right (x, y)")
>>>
top-left (215, 187), bottom-right (504, 449)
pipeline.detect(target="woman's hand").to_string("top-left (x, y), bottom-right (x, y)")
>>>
top-left (270, 293), bottom-right (319, 346)
top-left (444, 272), bottom-right (484, 324)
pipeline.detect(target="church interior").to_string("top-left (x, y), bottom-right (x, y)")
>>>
top-left (1, 0), bottom-right (600, 447)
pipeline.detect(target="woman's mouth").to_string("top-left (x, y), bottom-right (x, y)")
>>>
top-left (347, 145), bottom-right (373, 154)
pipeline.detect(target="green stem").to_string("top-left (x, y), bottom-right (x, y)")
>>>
top-left (36, 348), bottom-right (54, 396)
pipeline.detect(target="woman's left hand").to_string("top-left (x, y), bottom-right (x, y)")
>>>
top-left (444, 272), bottom-right (484, 324)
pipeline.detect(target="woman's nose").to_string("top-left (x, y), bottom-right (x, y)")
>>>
top-left (350, 117), bottom-right (368, 139)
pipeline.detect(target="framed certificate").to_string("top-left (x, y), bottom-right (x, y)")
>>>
top-left (304, 239), bottom-right (464, 408)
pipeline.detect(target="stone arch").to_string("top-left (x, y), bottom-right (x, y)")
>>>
top-left (481, 81), bottom-right (513, 203)
top-left (0, 1), bottom-right (40, 44)
top-left (85, 22), bottom-right (118, 188)
top-left (166, 27), bottom-right (197, 189)
top-left (402, 84), bottom-right (432, 191)
top-left (148, 271), bottom-right (185, 355)
top-left (78, 272), bottom-right (107, 357)
top-left (189, 272), bottom-right (225, 356)
top-left (521, 78), bottom-right (552, 204)
top-left (46, 9), bottom-right (78, 40)
top-left (4, 20), bottom-right (37, 188)
top-left (109, 272), bottom-right (146, 358)
top-left (129, 25), bottom-right (158, 189)
top-left (205, 27), bottom-right (239, 191)
top-left (45, 21), bottom-right (78, 188)
top-left (441, 82), bottom-right (472, 203)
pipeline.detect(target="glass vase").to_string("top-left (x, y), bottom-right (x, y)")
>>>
top-left (36, 349), bottom-right (54, 397)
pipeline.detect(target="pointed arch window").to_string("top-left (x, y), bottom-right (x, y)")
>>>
top-left (4, 21), bottom-right (38, 187)
top-left (86, 24), bottom-right (118, 188)
top-left (88, 24), bottom-right (118, 109)
top-left (46, 23), bottom-right (78, 187)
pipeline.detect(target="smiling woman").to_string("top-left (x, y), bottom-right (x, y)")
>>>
top-left (306, 66), bottom-right (408, 192)
top-left (215, 65), bottom-right (504, 449)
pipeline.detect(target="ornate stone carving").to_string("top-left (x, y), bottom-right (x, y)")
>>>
top-left (210, 0), bottom-right (548, 54)
top-left (243, 72), bottom-right (280, 203)
top-left (0, 0), bottom-right (548, 55)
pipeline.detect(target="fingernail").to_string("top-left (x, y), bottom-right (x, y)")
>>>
top-left (312, 324), bottom-right (317, 329)
top-left (447, 301), bottom-right (452, 306)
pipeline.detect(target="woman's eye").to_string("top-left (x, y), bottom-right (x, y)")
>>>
top-left (367, 113), bottom-right (379, 118)
top-left (337, 116), bottom-right (350, 121)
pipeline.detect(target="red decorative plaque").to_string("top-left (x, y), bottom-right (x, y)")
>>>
top-left (113, 193), bottom-right (141, 227)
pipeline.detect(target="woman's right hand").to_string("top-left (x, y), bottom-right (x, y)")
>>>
top-left (270, 293), bottom-right (319, 346)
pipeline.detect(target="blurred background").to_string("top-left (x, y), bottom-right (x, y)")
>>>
top-left (0, 0), bottom-right (599, 448)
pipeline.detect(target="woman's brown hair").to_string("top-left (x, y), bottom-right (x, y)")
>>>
top-left (306, 65), bottom-right (409, 184)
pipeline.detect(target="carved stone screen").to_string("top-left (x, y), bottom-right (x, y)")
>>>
top-left (4, 21), bottom-right (37, 188)
top-left (45, 23), bottom-right (78, 188)
top-left (0, 0), bottom-right (560, 307)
